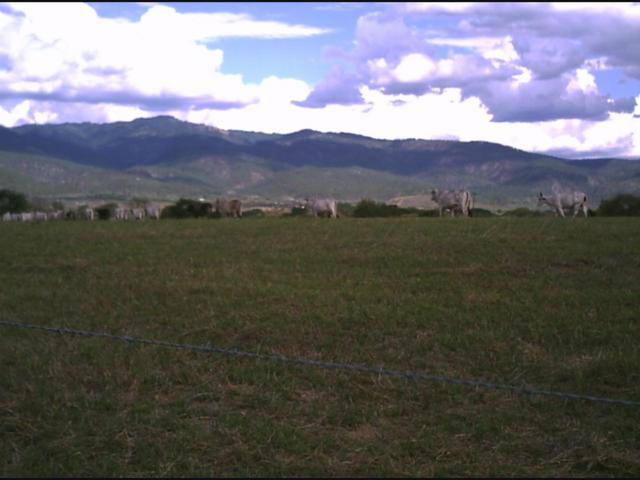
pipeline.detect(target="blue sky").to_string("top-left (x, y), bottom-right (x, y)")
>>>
top-left (1, 2), bottom-right (639, 158)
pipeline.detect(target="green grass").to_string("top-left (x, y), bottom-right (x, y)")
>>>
top-left (1, 217), bottom-right (639, 476)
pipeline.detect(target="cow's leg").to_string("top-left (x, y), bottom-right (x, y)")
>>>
top-left (557, 207), bottom-right (565, 217)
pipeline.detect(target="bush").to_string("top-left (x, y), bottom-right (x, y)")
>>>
top-left (597, 194), bottom-right (640, 216)
top-left (0, 189), bottom-right (29, 215)
top-left (470, 208), bottom-right (495, 217)
top-left (95, 202), bottom-right (118, 220)
top-left (353, 199), bottom-right (411, 218)
top-left (161, 198), bottom-right (213, 219)
top-left (288, 206), bottom-right (307, 216)
top-left (337, 202), bottom-right (355, 217)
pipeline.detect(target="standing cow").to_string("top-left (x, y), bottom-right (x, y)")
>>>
top-left (304, 197), bottom-right (338, 218)
top-left (431, 189), bottom-right (473, 217)
top-left (215, 198), bottom-right (242, 218)
top-left (77, 206), bottom-right (95, 220)
top-left (113, 206), bottom-right (130, 220)
top-left (131, 208), bottom-right (146, 220)
top-left (145, 205), bottom-right (161, 220)
top-left (537, 191), bottom-right (588, 217)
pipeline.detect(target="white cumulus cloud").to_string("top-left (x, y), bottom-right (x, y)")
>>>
top-left (0, 2), bottom-right (329, 123)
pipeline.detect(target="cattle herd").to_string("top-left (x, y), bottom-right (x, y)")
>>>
top-left (1, 190), bottom-right (591, 222)
top-left (1, 204), bottom-right (162, 222)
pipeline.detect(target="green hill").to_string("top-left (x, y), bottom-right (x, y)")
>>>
top-left (1, 116), bottom-right (639, 207)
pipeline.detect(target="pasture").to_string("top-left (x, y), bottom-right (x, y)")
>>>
top-left (1, 217), bottom-right (639, 476)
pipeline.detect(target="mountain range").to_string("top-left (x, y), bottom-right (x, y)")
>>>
top-left (1, 115), bottom-right (639, 209)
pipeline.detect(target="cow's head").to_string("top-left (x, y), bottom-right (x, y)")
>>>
top-left (537, 192), bottom-right (546, 205)
top-left (430, 189), bottom-right (438, 201)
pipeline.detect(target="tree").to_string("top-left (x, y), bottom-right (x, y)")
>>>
top-left (161, 198), bottom-right (213, 219)
top-left (598, 194), bottom-right (640, 216)
top-left (0, 189), bottom-right (29, 215)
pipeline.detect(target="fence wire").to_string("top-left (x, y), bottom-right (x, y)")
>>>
top-left (1, 319), bottom-right (638, 407)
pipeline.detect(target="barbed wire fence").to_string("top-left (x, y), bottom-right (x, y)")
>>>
top-left (1, 319), bottom-right (638, 407)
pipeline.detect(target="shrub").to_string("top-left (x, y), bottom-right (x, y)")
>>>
top-left (353, 199), bottom-right (410, 217)
top-left (161, 198), bottom-right (213, 219)
top-left (289, 206), bottom-right (307, 216)
top-left (470, 208), bottom-right (495, 217)
top-left (337, 202), bottom-right (355, 217)
top-left (95, 202), bottom-right (118, 220)
top-left (597, 194), bottom-right (640, 216)
top-left (0, 189), bottom-right (29, 215)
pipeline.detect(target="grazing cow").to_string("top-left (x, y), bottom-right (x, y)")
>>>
top-left (304, 197), bottom-right (338, 218)
top-left (131, 208), bottom-right (145, 220)
top-left (2, 212), bottom-right (11, 221)
top-left (77, 206), bottom-right (95, 220)
top-left (145, 205), bottom-right (161, 220)
top-left (34, 211), bottom-right (48, 221)
top-left (48, 210), bottom-right (65, 220)
top-left (215, 198), bottom-right (242, 218)
top-left (431, 189), bottom-right (473, 217)
top-left (537, 191), bottom-right (588, 218)
top-left (113, 207), bottom-right (130, 220)
top-left (228, 199), bottom-right (242, 218)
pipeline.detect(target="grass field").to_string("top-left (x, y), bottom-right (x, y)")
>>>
top-left (1, 217), bottom-right (639, 476)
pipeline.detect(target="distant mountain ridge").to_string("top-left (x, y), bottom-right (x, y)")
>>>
top-left (1, 115), bottom-right (639, 208)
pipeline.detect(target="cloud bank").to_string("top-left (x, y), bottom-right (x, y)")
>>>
top-left (0, 2), bottom-right (638, 158)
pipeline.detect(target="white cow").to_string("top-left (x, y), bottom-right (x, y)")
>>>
top-left (215, 198), bottom-right (242, 218)
top-left (78, 206), bottom-right (95, 221)
top-left (459, 189), bottom-right (474, 217)
top-left (48, 210), bottom-right (65, 220)
top-left (2, 212), bottom-right (10, 221)
top-left (431, 189), bottom-right (473, 217)
top-left (145, 205), bottom-right (161, 220)
top-left (113, 207), bottom-right (130, 220)
top-left (131, 208), bottom-right (146, 220)
top-left (304, 197), bottom-right (338, 218)
top-left (537, 191), bottom-right (588, 218)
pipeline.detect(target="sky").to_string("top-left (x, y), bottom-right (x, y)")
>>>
top-left (0, 2), bottom-right (639, 159)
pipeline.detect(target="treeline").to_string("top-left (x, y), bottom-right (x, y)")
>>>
top-left (160, 194), bottom-right (640, 218)
top-left (3, 189), bottom-right (640, 218)
top-left (160, 198), bottom-right (264, 219)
